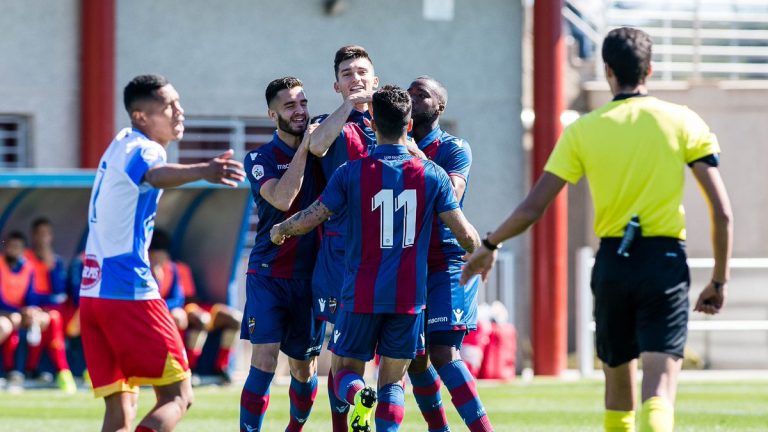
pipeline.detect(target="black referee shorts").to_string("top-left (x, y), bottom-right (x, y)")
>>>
top-left (591, 237), bottom-right (690, 367)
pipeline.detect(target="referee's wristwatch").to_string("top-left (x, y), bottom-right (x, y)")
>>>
top-left (482, 234), bottom-right (501, 251)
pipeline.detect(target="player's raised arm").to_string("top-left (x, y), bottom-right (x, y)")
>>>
top-left (270, 200), bottom-right (333, 244)
top-left (144, 149), bottom-right (245, 188)
top-left (691, 161), bottom-right (733, 315)
top-left (438, 208), bottom-right (480, 253)
top-left (309, 90), bottom-right (373, 157)
top-left (260, 126), bottom-right (315, 211)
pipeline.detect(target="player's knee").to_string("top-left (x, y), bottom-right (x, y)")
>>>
top-left (289, 358), bottom-right (317, 382)
top-left (407, 354), bottom-right (428, 374)
top-left (0, 316), bottom-right (13, 340)
top-left (428, 345), bottom-right (458, 369)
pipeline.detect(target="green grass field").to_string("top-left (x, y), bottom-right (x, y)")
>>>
top-left (1, 379), bottom-right (767, 431)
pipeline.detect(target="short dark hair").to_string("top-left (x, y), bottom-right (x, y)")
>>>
top-left (414, 75), bottom-right (448, 107)
top-left (123, 74), bottom-right (169, 113)
top-left (602, 27), bottom-right (653, 87)
top-left (333, 45), bottom-right (372, 79)
top-left (31, 217), bottom-right (52, 231)
top-left (6, 231), bottom-right (26, 245)
top-left (372, 85), bottom-right (411, 140)
top-left (265, 76), bottom-right (303, 107)
top-left (149, 229), bottom-right (171, 252)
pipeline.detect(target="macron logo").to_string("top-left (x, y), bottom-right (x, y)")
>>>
top-left (453, 308), bottom-right (464, 322)
top-left (333, 330), bottom-right (341, 343)
top-left (318, 298), bottom-right (326, 312)
top-left (244, 424), bottom-right (258, 432)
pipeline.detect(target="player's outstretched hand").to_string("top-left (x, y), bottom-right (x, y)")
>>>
top-left (694, 280), bottom-right (726, 315)
top-left (460, 247), bottom-right (497, 285)
top-left (204, 149), bottom-right (245, 187)
top-left (270, 224), bottom-right (288, 245)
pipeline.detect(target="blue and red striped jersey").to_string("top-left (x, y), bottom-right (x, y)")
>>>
top-left (316, 109), bottom-right (376, 236)
top-left (245, 132), bottom-right (324, 279)
top-left (319, 144), bottom-right (459, 314)
top-left (417, 127), bottom-right (473, 271)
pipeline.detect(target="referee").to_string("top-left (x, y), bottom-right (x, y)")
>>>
top-left (461, 27), bottom-right (732, 432)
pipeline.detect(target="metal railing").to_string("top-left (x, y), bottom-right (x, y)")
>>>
top-left (565, 0), bottom-right (768, 81)
top-left (576, 246), bottom-right (768, 376)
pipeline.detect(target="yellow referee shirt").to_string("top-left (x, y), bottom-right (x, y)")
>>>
top-left (544, 96), bottom-right (720, 239)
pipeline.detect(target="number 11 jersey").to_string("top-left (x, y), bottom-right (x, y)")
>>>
top-left (319, 144), bottom-right (458, 315)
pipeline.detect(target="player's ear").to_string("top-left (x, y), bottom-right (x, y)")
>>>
top-left (130, 110), bottom-right (146, 127)
top-left (372, 75), bottom-right (379, 89)
top-left (365, 117), bottom-right (376, 132)
top-left (406, 118), bottom-right (413, 133)
top-left (267, 108), bottom-right (277, 122)
top-left (333, 80), bottom-right (341, 94)
top-left (437, 102), bottom-right (446, 116)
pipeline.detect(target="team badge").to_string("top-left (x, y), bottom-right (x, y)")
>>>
top-left (248, 316), bottom-right (256, 334)
top-left (453, 308), bottom-right (465, 322)
top-left (80, 254), bottom-right (101, 290)
top-left (252, 164), bottom-right (264, 180)
top-left (328, 297), bottom-right (337, 314)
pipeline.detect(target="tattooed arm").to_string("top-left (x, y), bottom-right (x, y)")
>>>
top-left (270, 200), bottom-right (334, 245)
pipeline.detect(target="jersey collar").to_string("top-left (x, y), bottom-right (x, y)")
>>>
top-left (347, 109), bottom-right (371, 124)
top-left (416, 126), bottom-right (443, 151)
top-left (612, 92), bottom-right (648, 102)
top-left (271, 131), bottom-right (298, 156)
top-left (372, 144), bottom-right (410, 156)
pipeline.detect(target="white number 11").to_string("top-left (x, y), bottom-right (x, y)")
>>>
top-left (372, 189), bottom-right (417, 248)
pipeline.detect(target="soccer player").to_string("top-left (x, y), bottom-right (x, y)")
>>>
top-left (240, 76), bottom-right (325, 432)
top-left (462, 27), bottom-right (733, 432)
top-left (305, 45), bottom-right (378, 431)
top-left (80, 74), bottom-right (245, 432)
top-left (405, 76), bottom-right (493, 431)
top-left (271, 85), bottom-right (481, 432)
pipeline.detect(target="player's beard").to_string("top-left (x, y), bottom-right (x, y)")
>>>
top-left (277, 113), bottom-right (307, 137)
top-left (411, 106), bottom-right (439, 127)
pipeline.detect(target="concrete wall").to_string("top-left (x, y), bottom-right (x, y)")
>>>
top-left (115, 0), bottom-right (525, 235)
top-left (1, 0), bottom-right (526, 238)
top-left (0, 0), bottom-right (80, 168)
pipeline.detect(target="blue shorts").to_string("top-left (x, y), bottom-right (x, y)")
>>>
top-left (425, 260), bottom-right (480, 334)
top-left (312, 234), bottom-right (344, 324)
top-left (330, 311), bottom-right (424, 362)
top-left (240, 273), bottom-right (325, 360)
top-left (426, 330), bottom-right (467, 350)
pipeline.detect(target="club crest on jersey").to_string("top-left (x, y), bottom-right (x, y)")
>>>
top-left (252, 164), bottom-right (264, 180)
top-left (453, 308), bottom-right (464, 322)
top-left (80, 254), bottom-right (101, 290)
top-left (328, 297), bottom-right (337, 314)
top-left (248, 316), bottom-right (256, 334)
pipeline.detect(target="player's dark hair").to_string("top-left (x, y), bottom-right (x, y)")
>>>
top-left (414, 75), bottom-right (448, 107)
top-left (31, 217), bottom-right (52, 231)
top-left (602, 27), bottom-right (653, 87)
top-left (149, 229), bottom-right (172, 252)
top-left (6, 230), bottom-right (27, 245)
top-left (333, 45), bottom-right (373, 79)
top-left (372, 85), bottom-right (411, 140)
top-left (123, 74), bottom-right (169, 113)
top-left (265, 76), bottom-right (303, 107)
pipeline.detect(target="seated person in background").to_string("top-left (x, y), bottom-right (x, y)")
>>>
top-left (0, 231), bottom-right (76, 393)
top-left (24, 218), bottom-right (68, 308)
top-left (149, 230), bottom-right (241, 383)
